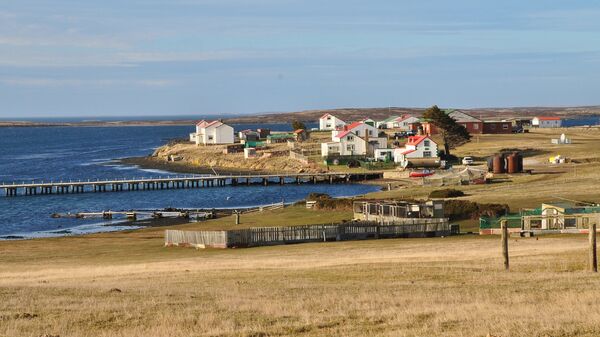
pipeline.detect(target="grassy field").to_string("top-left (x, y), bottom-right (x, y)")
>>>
top-left (3, 127), bottom-right (600, 336)
top-left (2, 224), bottom-right (600, 337)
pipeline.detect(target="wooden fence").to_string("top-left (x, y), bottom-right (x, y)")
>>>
top-left (165, 219), bottom-right (451, 249)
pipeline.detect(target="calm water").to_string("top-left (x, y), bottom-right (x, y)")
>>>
top-left (0, 122), bottom-right (376, 239)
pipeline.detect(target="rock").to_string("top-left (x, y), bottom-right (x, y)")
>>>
top-left (108, 288), bottom-right (122, 293)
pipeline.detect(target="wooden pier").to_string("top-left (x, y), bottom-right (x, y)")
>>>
top-left (0, 172), bottom-right (383, 197)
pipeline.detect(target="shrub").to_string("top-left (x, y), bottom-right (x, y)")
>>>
top-left (443, 200), bottom-right (509, 221)
top-left (429, 189), bottom-right (465, 198)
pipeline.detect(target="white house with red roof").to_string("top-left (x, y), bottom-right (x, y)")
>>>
top-left (532, 116), bottom-right (562, 128)
top-left (393, 135), bottom-right (438, 164)
top-left (321, 121), bottom-right (387, 157)
top-left (190, 120), bottom-right (235, 145)
top-left (319, 113), bottom-right (346, 131)
top-left (332, 121), bottom-right (378, 140)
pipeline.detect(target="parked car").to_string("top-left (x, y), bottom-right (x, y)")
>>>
top-left (462, 156), bottom-right (474, 165)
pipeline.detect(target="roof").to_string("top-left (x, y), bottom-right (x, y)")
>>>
top-left (196, 120), bottom-right (226, 128)
top-left (293, 129), bottom-right (305, 134)
top-left (381, 115), bottom-right (400, 123)
top-left (398, 148), bottom-right (416, 155)
top-left (335, 130), bottom-right (353, 139)
top-left (536, 116), bottom-right (562, 121)
top-left (395, 115), bottom-right (417, 122)
top-left (406, 135), bottom-right (434, 146)
top-left (445, 109), bottom-right (482, 123)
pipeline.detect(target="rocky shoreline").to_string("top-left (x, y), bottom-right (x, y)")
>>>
top-left (118, 156), bottom-right (274, 175)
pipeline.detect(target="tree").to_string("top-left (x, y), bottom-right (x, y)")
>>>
top-left (291, 120), bottom-right (307, 131)
top-left (422, 105), bottom-right (471, 156)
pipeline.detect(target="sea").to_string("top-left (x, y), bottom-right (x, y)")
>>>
top-left (0, 122), bottom-right (379, 239)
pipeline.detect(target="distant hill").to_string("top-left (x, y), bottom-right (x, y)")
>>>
top-left (2, 106), bottom-right (600, 127)
top-left (223, 106), bottom-right (600, 124)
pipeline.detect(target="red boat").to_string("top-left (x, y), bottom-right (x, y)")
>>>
top-left (409, 170), bottom-right (435, 178)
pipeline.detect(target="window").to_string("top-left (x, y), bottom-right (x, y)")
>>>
top-left (502, 124), bottom-right (509, 129)
top-left (326, 124), bottom-right (331, 128)
top-left (423, 151), bottom-right (432, 157)
top-left (346, 145), bottom-right (354, 151)
top-left (368, 130), bottom-right (373, 136)
top-left (347, 136), bottom-right (353, 141)
top-left (208, 135), bottom-right (214, 141)
top-left (424, 140), bottom-right (430, 146)
top-left (327, 116), bottom-right (331, 120)
top-left (473, 124), bottom-right (479, 130)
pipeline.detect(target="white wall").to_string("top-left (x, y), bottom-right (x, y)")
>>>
top-left (319, 115), bottom-right (346, 130)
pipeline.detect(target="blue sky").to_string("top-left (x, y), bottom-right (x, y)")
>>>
top-left (1, 0), bottom-right (600, 118)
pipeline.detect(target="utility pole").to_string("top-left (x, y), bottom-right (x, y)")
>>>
top-left (501, 220), bottom-right (509, 271)
top-left (590, 223), bottom-right (597, 273)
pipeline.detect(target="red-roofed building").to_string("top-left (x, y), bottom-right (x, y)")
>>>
top-left (532, 116), bottom-right (562, 128)
top-left (393, 135), bottom-right (438, 164)
top-left (321, 120), bottom-right (387, 157)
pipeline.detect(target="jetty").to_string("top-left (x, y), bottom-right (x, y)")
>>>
top-left (0, 172), bottom-right (383, 197)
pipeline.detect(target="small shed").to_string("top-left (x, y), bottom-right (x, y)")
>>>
top-left (244, 147), bottom-right (257, 159)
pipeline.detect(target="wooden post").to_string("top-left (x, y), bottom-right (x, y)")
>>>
top-left (501, 220), bottom-right (509, 271)
top-left (235, 212), bottom-right (240, 225)
top-left (590, 223), bottom-right (597, 273)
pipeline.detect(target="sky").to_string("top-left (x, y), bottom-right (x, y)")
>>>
top-left (1, 0), bottom-right (600, 118)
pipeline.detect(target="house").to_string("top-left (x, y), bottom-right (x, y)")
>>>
top-left (362, 118), bottom-right (376, 127)
top-left (374, 148), bottom-right (394, 162)
top-left (377, 115), bottom-right (420, 130)
top-left (422, 110), bottom-right (483, 135)
top-left (376, 116), bottom-right (398, 129)
top-left (483, 121), bottom-right (512, 134)
top-left (193, 120), bottom-right (235, 145)
top-left (319, 113), bottom-right (346, 131)
top-left (532, 117), bottom-right (562, 128)
top-left (393, 135), bottom-right (438, 164)
top-left (353, 200), bottom-right (446, 223)
top-left (321, 121), bottom-right (387, 157)
top-left (238, 129), bottom-right (260, 142)
top-left (332, 121), bottom-right (379, 140)
top-left (480, 202), bottom-right (600, 235)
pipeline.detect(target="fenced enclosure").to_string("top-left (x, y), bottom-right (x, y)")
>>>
top-left (165, 220), bottom-right (452, 248)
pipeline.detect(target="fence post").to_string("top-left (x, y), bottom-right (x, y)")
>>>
top-left (501, 220), bottom-right (509, 271)
top-left (590, 223), bottom-right (597, 273)
top-left (235, 211), bottom-right (240, 225)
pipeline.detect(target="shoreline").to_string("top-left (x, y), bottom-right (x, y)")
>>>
top-left (118, 156), bottom-right (277, 175)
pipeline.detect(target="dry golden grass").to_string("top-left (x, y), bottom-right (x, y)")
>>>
top-left (2, 233), bottom-right (600, 337)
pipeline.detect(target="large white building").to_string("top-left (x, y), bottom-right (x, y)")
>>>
top-left (321, 121), bottom-right (387, 157)
top-left (319, 113), bottom-right (346, 131)
top-left (190, 120), bottom-right (235, 145)
top-left (393, 135), bottom-right (438, 164)
top-left (532, 117), bottom-right (562, 128)
top-left (377, 115), bottom-right (420, 130)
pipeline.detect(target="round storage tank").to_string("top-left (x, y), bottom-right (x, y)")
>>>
top-left (506, 153), bottom-right (517, 173)
top-left (493, 154), bottom-right (505, 174)
top-left (487, 157), bottom-right (494, 172)
top-left (515, 153), bottom-right (523, 172)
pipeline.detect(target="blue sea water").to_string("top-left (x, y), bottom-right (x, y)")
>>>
top-left (0, 123), bottom-right (375, 239)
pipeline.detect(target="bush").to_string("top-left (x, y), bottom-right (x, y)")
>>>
top-left (306, 193), bottom-right (331, 201)
top-left (443, 200), bottom-right (509, 221)
top-left (429, 189), bottom-right (465, 198)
